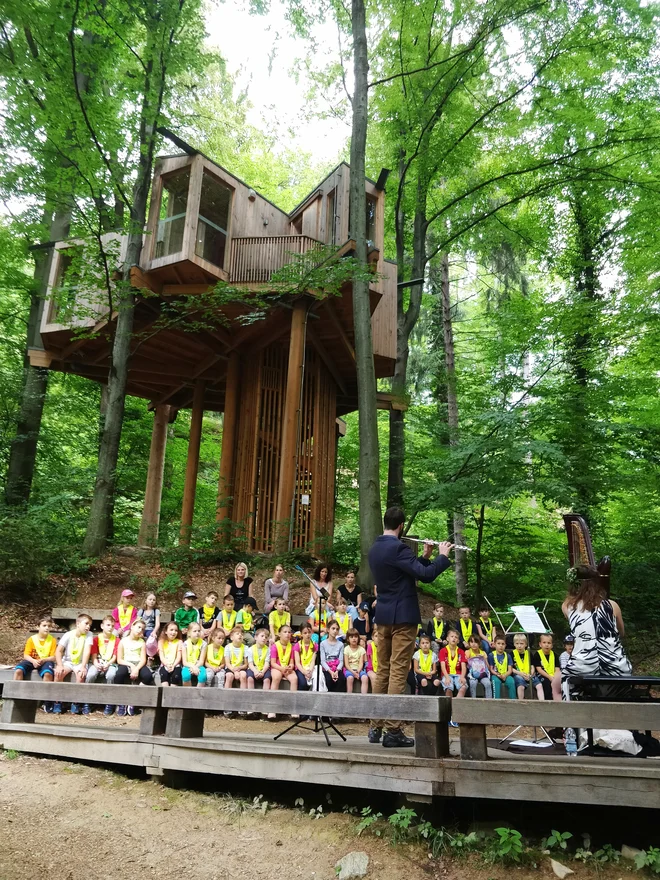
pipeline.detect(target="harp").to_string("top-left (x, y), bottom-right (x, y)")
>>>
top-left (563, 513), bottom-right (611, 596)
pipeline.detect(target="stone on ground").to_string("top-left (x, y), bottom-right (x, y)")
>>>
top-left (335, 851), bottom-right (369, 879)
top-left (550, 858), bottom-right (574, 879)
top-left (621, 845), bottom-right (642, 860)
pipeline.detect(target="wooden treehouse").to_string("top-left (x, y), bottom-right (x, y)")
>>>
top-left (29, 137), bottom-right (397, 552)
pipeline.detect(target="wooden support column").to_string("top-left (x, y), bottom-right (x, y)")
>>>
top-left (216, 352), bottom-right (240, 523)
top-left (275, 300), bottom-right (307, 549)
top-left (138, 404), bottom-right (171, 547)
top-left (179, 379), bottom-right (205, 545)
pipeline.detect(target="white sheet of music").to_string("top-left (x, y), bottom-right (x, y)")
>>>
top-left (510, 605), bottom-right (547, 633)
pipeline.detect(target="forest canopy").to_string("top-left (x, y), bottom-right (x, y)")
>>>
top-left (1, 0), bottom-right (659, 630)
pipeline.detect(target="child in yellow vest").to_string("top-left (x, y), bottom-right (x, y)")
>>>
top-left (476, 605), bottom-right (497, 652)
top-left (158, 621), bottom-right (183, 686)
top-left (115, 618), bottom-right (154, 716)
top-left (269, 597), bottom-right (292, 642)
top-left (85, 615), bottom-right (120, 716)
top-left (15, 617), bottom-right (56, 683)
top-left (219, 595), bottom-right (237, 637)
top-left (457, 606), bottom-right (475, 651)
top-left (247, 627), bottom-right (271, 692)
top-left (488, 635), bottom-right (516, 699)
top-left (112, 589), bottom-right (137, 637)
top-left (511, 632), bottom-right (544, 700)
top-left (533, 633), bottom-right (562, 701)
top-left (294, 624), bottom-right (318, 690)
top-left (182, 621), bottom-right (207, 686)
top-left (224, 627), bottom-right (248, 691)
top-left (198, 590), bottom-right (220, 639)
top-left (53, 613), bottom-right (92, 715)
top-left (268, 624), bottom-right (299, 719)
top-left (332, 598), bottom-right (352, 641)
top-left (465, 635), bottom-right (493, 698)
top-left (205, 627), bottom-right (226, 688)
top-left (439, 629), bottom-right (467, 716)
top-left (366, 624), bottom-right (379, 692)
top-left (237, 597), bottom-right (257, 646)
top-left (413, 634), bottom-right (440, 696)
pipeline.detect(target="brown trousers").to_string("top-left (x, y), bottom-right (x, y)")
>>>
top-left (371, 623), bottom-right (417, 733)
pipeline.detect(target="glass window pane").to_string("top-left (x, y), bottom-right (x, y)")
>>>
top-left (49, 249), bottom-right (81, 322)
top-left (366, 197), bottom-right (377, 245)
top-left (196, 172), bottom-right (232, 267)
top-left (153, 167), bottom-right (190, 259)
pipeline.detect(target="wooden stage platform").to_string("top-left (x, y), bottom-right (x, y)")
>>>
top-left (2, 682), bottom-right (660, 809)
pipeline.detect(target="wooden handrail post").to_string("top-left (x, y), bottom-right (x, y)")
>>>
top-left (275, 299), bottom-right (307, 550)
top-left (179, 379), bottom-right (205, 544)
top-left (216, 351), bottom-right (240, 528)
top-left (459, 724), bottom-right (488, 761)
top-left (138, 404), bottom-right (171, 547)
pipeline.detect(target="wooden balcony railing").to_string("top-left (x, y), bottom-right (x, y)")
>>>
top-left (229, 234), bottom-right (322, 283)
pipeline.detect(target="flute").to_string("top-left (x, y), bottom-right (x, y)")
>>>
top-left (405, 537), bottom-right (472, 552)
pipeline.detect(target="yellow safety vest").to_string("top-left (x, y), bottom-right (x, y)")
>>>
top-left (270, 610), bottom-right (290, 632)
top-left (433, 619), bottom-right (444, 641)
top-left (479, 617), bottom-right (493, 640)
top-left (202, 604), bottom-right (217, 624)
top-left (69, 633), bottom-right (87, 664)
top-left (538, 651), bottom-right (555, 676)
top-left (513, 649), bottom-right (530, 673)
top-left (300, 642), bottom-right (315, 668)
top-left (186, 638), bottom-right (203, 664)
top-left (276, 642), bottom-right (292, 667)
top-left (460, 619), bottom-right (473, 642)
top-left (206, 644), bottom-right (224, 668)
top-left (96, 635), bottom-right (117, 663)
top-left (445, 646), bottom-right (460, 674)
top-left (240, 611), bottom-right (253, 632)
top-left (335, 613), bottom-right (350, 635)
top-left (252, 644), bottom-right (268, 671)
top-left (33, 634), bottom-right (55, 660)
top-left (222, 610), bottom-right (237, 631)
top-left (418, 651), bottom-right (433, 674)
top-left (118, 605), bottom-right (134, 630)
top-left (370, 642), bottom-right (378, 673)
top-left (228, 644), bottom-right (245, 666)
top-left (162, 639), bottom-right (181, 665)
top-left (494, 653), bottom-right (509, 676)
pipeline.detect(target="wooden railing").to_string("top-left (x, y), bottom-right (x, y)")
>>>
top-left (229, 235), bottom-right (323, 283)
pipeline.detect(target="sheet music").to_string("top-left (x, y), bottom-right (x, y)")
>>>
top-left (510, 605), bottom-right (548, 633)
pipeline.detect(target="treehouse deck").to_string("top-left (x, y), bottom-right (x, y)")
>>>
top-left (2, 683), bottom-right (660, 809)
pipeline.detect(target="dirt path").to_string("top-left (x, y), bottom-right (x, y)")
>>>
top-left (0, 753), bottom-right (429, 880)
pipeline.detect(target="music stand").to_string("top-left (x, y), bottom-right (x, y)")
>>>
top-left (273, 567), bottom-right (346, 747)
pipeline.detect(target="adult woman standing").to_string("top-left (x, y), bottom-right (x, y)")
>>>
top-left (263, 564), bottom-right (289, 613)
top-left (225, 562), bottom-right (253, 611)
top-left (562, 564), bottom-right (631, 696)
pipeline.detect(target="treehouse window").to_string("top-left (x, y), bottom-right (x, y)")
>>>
top-left (326, 189), bottom-right (336, 244)
top-left (196, 172), bottom-right (232, 268)
top-left (154, 167), bottom-right (190, 259)
top-left (366, 196), bottom-right (377, 247)
top-left (49, 249), bottom-right (82, 323)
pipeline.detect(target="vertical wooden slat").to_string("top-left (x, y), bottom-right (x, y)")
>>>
top-left (138, 405), bottom-right (171, 548)
top-left (216, 353), bottom-right (240, 523)
top-left (179, 378), bottom-right (205, 544)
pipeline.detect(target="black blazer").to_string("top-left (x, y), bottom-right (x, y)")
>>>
top-left (369, 535), bottom-right (451, 626)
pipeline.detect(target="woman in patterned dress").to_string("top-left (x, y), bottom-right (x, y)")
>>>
top-left (562, 564), bottom-right (631, 699)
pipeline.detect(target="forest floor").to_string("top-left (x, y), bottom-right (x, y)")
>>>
top-left (0, 549), bottom-right (450, 664)
top-left (0, 752), bottom-right (641, 880)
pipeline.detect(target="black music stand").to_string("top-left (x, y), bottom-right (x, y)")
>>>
top-left (273, 575), bottom-right (345, 747)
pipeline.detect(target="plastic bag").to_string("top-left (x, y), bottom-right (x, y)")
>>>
top-left (310, 666), bottom-right (328, 692)
top-left (146, 633), bottom-right (159, 658)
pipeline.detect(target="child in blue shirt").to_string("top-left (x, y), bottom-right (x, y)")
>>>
top-left (488, 635), bottom-right (516, 699)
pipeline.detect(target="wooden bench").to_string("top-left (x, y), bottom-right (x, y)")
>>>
top-left (0, 680), bottom-right (167, 736)
top-left (160, 688), bottom-right (452, 758)
top-left (51, 607), bottom-right (173, 629)
top-left (451, 699), bottom-right (660, 760)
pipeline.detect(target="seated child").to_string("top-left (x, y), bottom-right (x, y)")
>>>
top-left (205, 627), bottom-right (226, 688)
top-left (15, 617), bottom-right (56, 684)
top-left (465, 635), bottom-right (493, 698)
top-left (426, 603), bottom-right (452, 652)
top-left (237, 597), bottom-right (257, 646)
top-left (224, 627), bottom-right (248, 691)
top-left (332, 598), bottom-right (352, 641)
top-left (85, 615), bottom-right (119, 716)
top-left (158, 621), bottom-right (183, 686)
top-left (174, 589), bottom-right (200, 637)
top-left (137, 592), bottom-right (160, 640)
top-left (343, 628), bottom-right (368, 694)
top-left (366, 624), bottom-right (378, 691)
top-left (488, 635), bottom-right (516, 699)
top-left (320, 620), bottom-right (345, 693)
top-left (219, 594), bottom-right (237, 636)
top-left (268, 624), bottom-right (298, 718)
top-left (269, 597), bottom-right (292, 642)
top-left (307, 604), bottom-right (329, 643)
top-left (533, 633), bottom-right (562, 701)
top-left (413, 634), bottom-right (440, 696)
top-left (439, 629), bottom-right (467, 704)
top-left (294, 623), bottom-right (318, 690)
top-left (511, 633), bottom-right (543, 700)
top-left (353, 602), bottom-right (371, 639)
top-left (198, 590), bottom-right (220, 639)
top-left (559, 634), bottom-right (574, 672)
top-left (476, 605), bottom-right (497, 652)
top-left (112, 589), bottom-right (137, 637)
top-left (182, 621), bottom-right (207, 687)
top-left (457, 606), bottom-right (475, 651)
top-left (247, 627), bottom-right (271, 691)
top-left (115, 618), bottom-right (154, 716)
top-left (53, 613), bottom-right (92, 715)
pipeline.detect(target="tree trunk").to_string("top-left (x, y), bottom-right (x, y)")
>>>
top-left (474, 503), bottom-right (485, 611)
top-left (440, 252), bottom-right (467, 603)
top-left (349, 0), bottom-right (382, 586)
